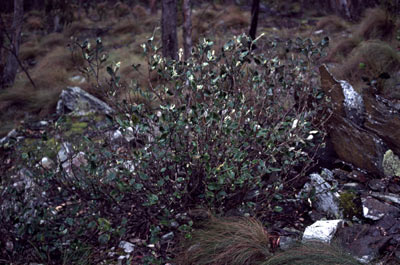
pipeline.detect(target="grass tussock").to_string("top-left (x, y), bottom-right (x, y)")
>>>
top-left (262, 242), bottom-right (362, 265)
top-left (114, 1), bottom-right (131, 18)
top-left (64, 19), bottom-right (91, 37)
top-left (324, 37), bottom-right (361, 62)
top-left (175, 216), bottom-right (271, 265)
top-left (316, 15), bottom-right (349, 33)
top-left (219, 6), bottom-right (249, 29)
top-left (19, 39), bottom-right (46, 61)
top-left (25, 16), bottom-right (43, 31)
top-left (40, 33), bottom-right (66, 49)
top-left (111, 18), bottom-right (142, 36)
top-left (132, 4), bottom-right (148, 18)
top-left (354, 8), bottom-right (397, 41)
top-left (333, 40), bottom-right (400, 82)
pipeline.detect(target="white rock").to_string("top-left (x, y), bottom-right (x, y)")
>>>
top-left (69, 75), bottom-right (86, 84)
top-left (57, 142), bottom-right (74, 163)
top-left (124, 127), bottom-right (135, 142)
top-left (303, 170), bottom-right (341, 218)
top-left (118, 241), bottom-right (135, 253)
top-left (41, 157), bottom-right (55, 169)
top-left (7, 129), bottom-right (17, 138)
top-left (302, 219), bottom-right (343, 243)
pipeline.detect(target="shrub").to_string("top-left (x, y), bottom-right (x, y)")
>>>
top-left (0, 33), bottom-right (329, 263)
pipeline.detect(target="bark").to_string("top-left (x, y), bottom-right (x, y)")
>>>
top-left (182, 0), bottom-right (192, 61)
top-left (249, 0), bottom-right (260, 41)
top-left (2, 0), bottom-right (23, 88)
top-left (162, 0), bottom-right (178, 60)
top-left (149, 0), bottom-right (157, 14)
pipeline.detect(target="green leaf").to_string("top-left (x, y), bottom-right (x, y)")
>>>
top-left (65, 217), bottom-right (74, 226)
top-left (139, 173), bottom-right (149, 180)
top-left (98, 233), bottom-right (110, 245)
top-left (273, 206), bottom-right (283, 212)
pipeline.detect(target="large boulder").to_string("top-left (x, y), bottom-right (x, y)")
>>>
top-left (56, 86), bottom-right (114, 116)
top-left (320, 65), bottom-right (400, 176)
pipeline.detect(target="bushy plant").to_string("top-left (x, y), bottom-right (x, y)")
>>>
top-left (0, 33), bottom-right (329, 263)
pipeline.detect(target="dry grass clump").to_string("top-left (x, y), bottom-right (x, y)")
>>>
top-left (111, 18), bottom-right (142, 36)
top-left (324, 37), bottom-right (361, 62)
top-left (19, 39), bottom-right (46, 61)
top-left (354, 8), bottom-right (397, 41)
top-left (40, 33), bottom-right (66, 49)
top-left (114, 1), bottom-right (131, 18)
top-left (132, 4), bottom-right (148, 18)
top-left (219, 5), bottom-right (249, 29)
top-left (333, 40), bottom-right (400, 83)
top-left (175, 216), bottom-right (271, 265)
top-left (316, 15), bottom-right (349, 33)
top-left (25, 16), bottom-right (43, 31)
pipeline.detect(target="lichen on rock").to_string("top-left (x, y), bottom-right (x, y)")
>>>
top-left (382, 149), bottom-right (400, 177)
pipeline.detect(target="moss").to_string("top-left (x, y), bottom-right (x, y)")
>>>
top-left (20, 137), bottom-right (60, 160)
top-left (64, 121), bottom-right (88, 137)
top-left (339, 191), bottom-right (362, 219)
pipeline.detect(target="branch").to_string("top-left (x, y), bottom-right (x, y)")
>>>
top-left (0, 14), bottom-right (36, 89)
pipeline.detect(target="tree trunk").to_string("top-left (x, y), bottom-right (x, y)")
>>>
top-left (149, 0), bottom-right (157, 14)
top-left (182, 0), bottom-right (192, 61)
top-left (162, 0), bottom-right (178, 60)
top-left (249, 0), bottom-right (260, 41)
top-left (2, 0), bottom-right (23, 88)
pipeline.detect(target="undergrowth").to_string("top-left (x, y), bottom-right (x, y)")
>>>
top-left (0, 33), bottom-right (329, 264)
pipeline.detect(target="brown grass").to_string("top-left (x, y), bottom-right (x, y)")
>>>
top-left (114, 1), bottom-right (131, 18)
top-left (111, 19), bottom-right (142, 36)
top-left (175, 216), bottom-right (271, 265)
top-left (333, 40), bottom-right (400, 84)
top-left (19, 39), bottom-right (46, 61)
top-left (354, 8), bottom-right (397, 41)
top-left (40, 33), bottom-right (66, 49)
top-left (316, 15), bottom-right (349, 33)
top-left (219, 6), bottom-right (249, 29)
top-left (132, 4), bottom-right (148, 19)
top-left (26, 16), bottom-right (43, 31)
top-left (324, 37), bottom-right (361, 62)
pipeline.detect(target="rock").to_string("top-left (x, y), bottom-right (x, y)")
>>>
top-left (320, 65), bottom-right (395, 176)
top-left (57, 142), bottom-right (74, 163)
top-left (370, 192), bottom-right (400, 206)
top-left (362, 196), bottom-right (400, 221)
top-left (302, 219), bottom-right (343, 243)
top-left (342, 182), bottom-right (365, 193)
top-left (161, 232), bottom-right (174, 241)
top-left (279, 236), bottom-right (296, 250)
top-left (367, 179), bottom-right (386, 192)
top-left (7, 129), bottom-right (18, 138)
top-left (336, 223), bottom-right (391, 263)
top-left (5, 241), bottom-right (13, 251)
top-left (170, 220), bottom-right (179, 228)
top-left (69, 75), bottom-right (86, 84)
top-left (56, 86), bottom-right (114, 116)
top-left (341, 79), bottom-right (364, 126)
top-left (61, 152), bottom-right (87, 179)
top-left (118, 241), bottom-right (135, 253)
top-left (382, 150), bottom-right (400, 177)
top-left (302, 169), bottom-right (341, 218)
top-left (40, 157), bottom-right (55, 169)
